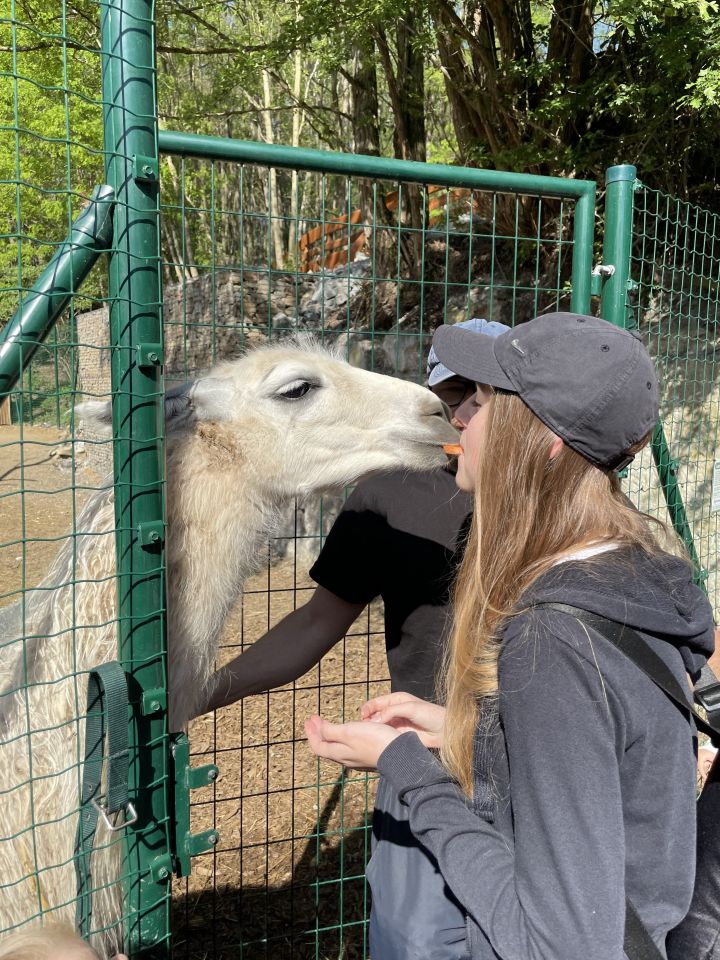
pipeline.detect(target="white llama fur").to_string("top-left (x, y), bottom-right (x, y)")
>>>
top-left (0, 339), bottom-right (458, 957)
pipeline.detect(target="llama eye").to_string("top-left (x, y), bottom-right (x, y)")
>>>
top-left (276, 380), bottom-right (315, 401)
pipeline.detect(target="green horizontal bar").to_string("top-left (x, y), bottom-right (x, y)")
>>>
top-left (158, 131), bottom-right (595, 200)
top-left (0, 184), bottom-right (114, 398)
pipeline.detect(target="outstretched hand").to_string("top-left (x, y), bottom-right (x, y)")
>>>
top-left (305, 692), bottom-right (446, 770)
top-left (304, 715), bottom-right (401, 770)
top-left (361, 692), bottom-right (446, 749)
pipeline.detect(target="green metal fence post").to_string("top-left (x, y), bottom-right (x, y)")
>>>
top-left (100, 0), bottom-right (171, 954)
top-left (569, 184), bottom-right (596, 314)
top-left (601, 165), bottom-right (703, 579)
top-left (600, 165), bottom-right (637, 329)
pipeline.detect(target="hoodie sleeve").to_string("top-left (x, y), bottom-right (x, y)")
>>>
top-left (377, 613), bottom-right (628, 960)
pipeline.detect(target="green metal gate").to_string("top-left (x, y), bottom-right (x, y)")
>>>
top-left (155, 133), bottom-right (596, 960)
top-left (0, 1), bottom-right (718, 958)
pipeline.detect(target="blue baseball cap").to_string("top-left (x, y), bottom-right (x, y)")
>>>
top-left (427, 318), bottom-right (510, 386)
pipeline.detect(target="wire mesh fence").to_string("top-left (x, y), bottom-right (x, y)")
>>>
top-left (2, 2), bottom-right (719, 958)
top-left (0, 0), bottom-right (128, 948)
top-left (623, 185), bottom-right (720, 621)
top-left (1, 0), bottom-right (169, 955)
top-left (147, 140), bottom-right (595, 959)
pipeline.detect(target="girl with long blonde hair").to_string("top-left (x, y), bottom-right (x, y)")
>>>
top-left (306, 313), bottom-right (715, 960)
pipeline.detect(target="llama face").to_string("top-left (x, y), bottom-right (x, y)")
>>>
top-left (187, 345), bottom-right (460, 495)
top-left (77, 342), bottom-right (460, 497)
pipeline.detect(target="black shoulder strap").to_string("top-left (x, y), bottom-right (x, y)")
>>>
top-left (531, 601), bottom-right (720, 745)
top-left (529, 601), bottom-right (720, 960)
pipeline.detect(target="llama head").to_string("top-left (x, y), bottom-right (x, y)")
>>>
top-left (77, 340), bottom-right (459, 497)
top-left (176, 340), bottom-right (458, 496)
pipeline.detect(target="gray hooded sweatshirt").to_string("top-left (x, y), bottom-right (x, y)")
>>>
top-left (377, 548), bottom-right (715, 960)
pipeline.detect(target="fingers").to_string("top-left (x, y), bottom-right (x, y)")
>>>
top-left (304, 715), bottom-right (395, 770)
top-left (304, 716), bottom-right (349, 764)
top-left (361, 691), bottom-right (423, 720)
top-left (372, 702), bottom-right (426, 726)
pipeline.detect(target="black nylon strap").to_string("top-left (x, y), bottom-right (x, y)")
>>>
top-left (625, 900), bottom-right (666, 960)
top-left (532, 602), bottom-right (720, 745)
top-left (74, 661), bottom-right (131, 938)
top-left (529, 601), bottom-right (720, 960)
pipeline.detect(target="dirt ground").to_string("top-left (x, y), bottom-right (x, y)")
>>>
top-left (0, 425), bottom-right (387, 959)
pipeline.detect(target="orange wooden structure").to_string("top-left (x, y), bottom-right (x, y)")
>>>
top-left (297, 186), bottom-right (479, 272)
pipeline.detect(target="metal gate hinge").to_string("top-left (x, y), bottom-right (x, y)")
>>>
top-left (171, 733), bottom-right (222, 877)
top-left (185, 829), bottom-right (220, 858)
top-left (151, 854), bottom-right (174, 883)
top-left (186, 762), bottom-right (219, 789)
top-left (137, 520), bottom-right (165, 551)
top-left (141, 688), bottom-right (167, 715)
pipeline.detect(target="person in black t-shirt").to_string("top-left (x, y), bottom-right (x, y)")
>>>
top-left (196, 319), bottom-right (510, 960)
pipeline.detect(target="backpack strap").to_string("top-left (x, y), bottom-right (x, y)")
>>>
top-left (625, 900), bottom-right (668, 960)
top-left (531, 601), bottom-right (720, 745)
top-left (529, 601), bottom-right (720, 960)
top-left (694, 663), bottom-right (720, 735)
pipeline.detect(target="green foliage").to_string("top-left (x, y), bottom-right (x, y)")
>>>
top-left (2, 0), bottom-right (720, 330)
top-left (0, 0), bottom-right (104, 319)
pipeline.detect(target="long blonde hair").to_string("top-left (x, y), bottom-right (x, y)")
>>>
top-left (441, 391), bottom-right (670, 795)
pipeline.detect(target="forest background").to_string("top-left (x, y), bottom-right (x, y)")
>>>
top-left (2, 0), bottom-right (720, 306)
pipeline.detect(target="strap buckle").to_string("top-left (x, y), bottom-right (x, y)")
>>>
top-left (695, 681), bottom-right (720, 726)
top-left (89, 798), bottom-right (138, 833)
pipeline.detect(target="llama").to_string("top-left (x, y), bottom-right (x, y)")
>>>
top-left (0, 339), bottom-right (458, 957)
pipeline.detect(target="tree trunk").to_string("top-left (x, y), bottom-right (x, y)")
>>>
top-left (350, 40), bottom-right (381, 254)
top-left (287, 46), bottom-right (304, 263)
top-left (375, 13), bottom-right (427, 277)
top-left (261, 70), bottom-right (285, 269)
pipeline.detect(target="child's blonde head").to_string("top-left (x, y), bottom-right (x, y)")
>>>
top-left (0, 923), bottom-right (99, 960)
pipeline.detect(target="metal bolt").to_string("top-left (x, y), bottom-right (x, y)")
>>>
top-left (142, 164), bottom-right (154, 177)
top-left (150, 531), bottom-right (160, 542)
top-left (209, 832), bottom-right (219, 846)
top-left (148, 351), bottom-right (158, 363)
top-left (207, 767), bottom-right (219, 782)
top-left (157, 866), bottom-right (169, 881)
top-left (150, 700), bottom-right (161, 712)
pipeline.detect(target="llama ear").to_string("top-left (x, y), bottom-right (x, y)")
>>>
top-left (188, 377), bottom-right (233, 422)
top-left (77, 390), bottom-right (195, 433)
top-left (75, 400), bottom-right (113, 436)
top-left (164, 381), bottom-right (192, 422)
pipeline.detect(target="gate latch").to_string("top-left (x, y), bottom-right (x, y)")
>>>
top-left (590, 263), bottom-right (615, 297)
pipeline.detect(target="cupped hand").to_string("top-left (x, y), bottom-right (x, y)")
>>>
top-left (361, 692), bottom-right (446, 749)
top-left (304, 715), bottom-right (400, 770)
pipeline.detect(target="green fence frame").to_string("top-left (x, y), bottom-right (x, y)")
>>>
top-left (156, 129), bottom-right (597, 319)
top-left (602, 164), bottom-right (705, 582)
top-left (100, 0), bottom-right (170, 954)
top-left (2, 0), bottom-right (718, 954)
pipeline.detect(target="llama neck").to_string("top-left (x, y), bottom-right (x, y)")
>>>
top-left (165, 433), bottom-right (284, 724)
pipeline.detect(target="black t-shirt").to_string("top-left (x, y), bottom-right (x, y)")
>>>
top-left (309, 469), bottom-right (473, 702)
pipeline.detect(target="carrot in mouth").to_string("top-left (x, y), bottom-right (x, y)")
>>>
top-left (443, 443), bottom-right (463, 456)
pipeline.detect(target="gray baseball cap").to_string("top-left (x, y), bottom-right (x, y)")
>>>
top-left (431, 312), bottom-right (659, 471)
top-left (427, 318), bottom-right (510, 386)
